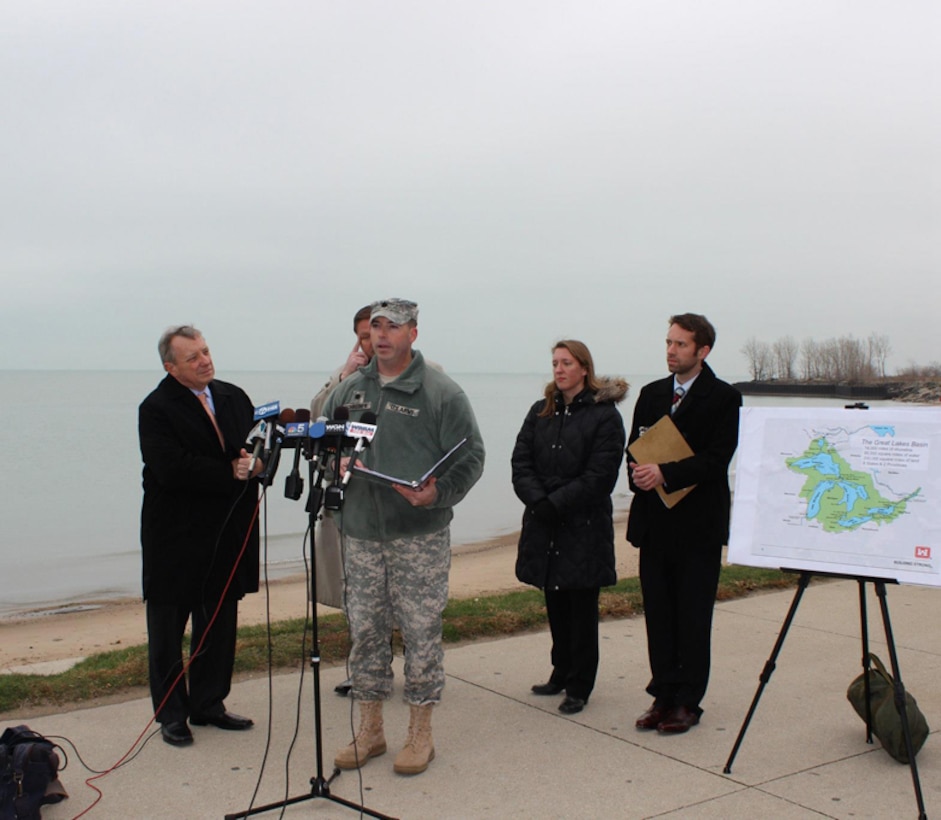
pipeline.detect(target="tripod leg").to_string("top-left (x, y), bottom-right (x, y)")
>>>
top-left (724, 571), bottom-right (812, 774)
top-left (858, 580), bottom-right (874, 744)
top-left (874, 582), bottom-right (927, 820)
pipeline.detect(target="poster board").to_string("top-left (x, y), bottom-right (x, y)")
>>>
top-left (728, 406), bottom-right (941, 586)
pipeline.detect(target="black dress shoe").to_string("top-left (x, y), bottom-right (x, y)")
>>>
top-left (334, 679), bottom-right (353, 696)
top-left (161, 721), bottom-right (194, 746)
top-left (190, 711), bottom-right (254, 731)
top-left (558, 696), bottom-right (586, 715)
top-left (635, 702), bottom-right (672, 730)
top-left (531, 681), bottom-right (565, 696)
top-left (657, 705), bottom-right (700, 734)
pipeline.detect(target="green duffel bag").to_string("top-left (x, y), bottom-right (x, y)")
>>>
top-left (847, 652), bottom-right (929, 764)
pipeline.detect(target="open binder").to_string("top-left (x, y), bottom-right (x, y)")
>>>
top-left (352, 437), bottom-right (468, 489)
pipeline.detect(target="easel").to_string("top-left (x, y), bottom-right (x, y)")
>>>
top-left (723, 570), bottom-right (927, 819)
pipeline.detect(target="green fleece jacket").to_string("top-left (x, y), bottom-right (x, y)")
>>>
top-left (323, 350), bottom-right (485, 541)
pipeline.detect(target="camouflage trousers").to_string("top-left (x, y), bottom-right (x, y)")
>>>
top-left (342, 527), bottom-right (451, 705)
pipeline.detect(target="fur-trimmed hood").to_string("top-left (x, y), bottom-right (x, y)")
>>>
top-left (551, 376), bottom-right (629, 412)
top-left (592, 376), bottom-right (629, 405)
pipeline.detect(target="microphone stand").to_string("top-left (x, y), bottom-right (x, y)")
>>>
top-left (226, 436), bottom-right (394, 820)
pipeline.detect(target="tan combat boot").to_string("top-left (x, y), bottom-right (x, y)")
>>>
top-left (393, 703), bottom-right (435, 775)
top-left (334, 700), bottom-right (386, 770)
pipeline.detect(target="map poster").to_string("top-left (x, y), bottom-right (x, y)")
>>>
top-left (728, 406), bottom-right (941, 586)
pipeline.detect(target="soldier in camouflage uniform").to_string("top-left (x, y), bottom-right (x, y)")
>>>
top-left (324, 298), bottom-right (485, 776)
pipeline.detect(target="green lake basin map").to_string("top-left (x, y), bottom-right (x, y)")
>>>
top-left (729, 407), bottom-right (941, 586)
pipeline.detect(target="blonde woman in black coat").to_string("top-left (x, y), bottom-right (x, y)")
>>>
top-left (512, 340), bottom-right (627, 714)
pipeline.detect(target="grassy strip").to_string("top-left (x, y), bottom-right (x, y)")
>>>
top-left (0, 566), bottom-right (793, 714)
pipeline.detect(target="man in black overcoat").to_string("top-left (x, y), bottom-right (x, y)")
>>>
top-left (626, 313), bottom-right (742, 734)
top-left (139, 325), bottom-right (262, 746)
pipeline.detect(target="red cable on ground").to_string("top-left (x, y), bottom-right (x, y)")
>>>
top-left (70, 496), bottom-right (262, 819)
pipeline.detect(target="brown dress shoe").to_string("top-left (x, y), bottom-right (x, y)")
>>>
top-left (635, 703), bottom-right (672, 730)
top-left (657, 705), bottom-right (700, 734)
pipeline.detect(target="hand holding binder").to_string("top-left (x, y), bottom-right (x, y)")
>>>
top-left (628, 416), bottom-right (696, 509)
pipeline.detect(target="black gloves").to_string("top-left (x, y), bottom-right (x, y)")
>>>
top-left (531, 498), bottom-right (560, 526)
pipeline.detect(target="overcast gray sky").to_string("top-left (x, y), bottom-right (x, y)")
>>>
top-left (2, 1), bottom-right (937, 379)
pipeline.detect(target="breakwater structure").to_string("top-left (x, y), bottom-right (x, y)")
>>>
top-left (733, 380), bottom-right (941, 403)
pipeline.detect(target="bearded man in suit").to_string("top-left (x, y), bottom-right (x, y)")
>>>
top-left (627, 313), bottom-right (742, 734)
top-left (139, 325), bottom-right (262, 746)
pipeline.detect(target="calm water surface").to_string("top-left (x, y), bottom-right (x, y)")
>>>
top-left (0, 369), bottom-right (906, 616)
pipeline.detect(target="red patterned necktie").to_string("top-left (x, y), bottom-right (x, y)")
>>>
top-left (671, 386), bottom-right (685, 415)
top-left (197, 392), bottom-right (225, 449)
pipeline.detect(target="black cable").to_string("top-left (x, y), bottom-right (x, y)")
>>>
top-left (277, 524), bottom-right (314, 819)
top-left (240, 487), bottom-right (277, 817)
top-left (41, 729), bottom-right (159, 776)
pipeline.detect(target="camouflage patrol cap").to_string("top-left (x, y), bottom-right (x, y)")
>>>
top-left (370, 298), bottom-right (419, 324)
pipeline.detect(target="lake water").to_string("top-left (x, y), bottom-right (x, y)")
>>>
top-left (0, 369), bottom-right (907, 616)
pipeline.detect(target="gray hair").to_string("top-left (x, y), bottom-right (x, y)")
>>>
top-left (158, 325), bottom-right (202, 364)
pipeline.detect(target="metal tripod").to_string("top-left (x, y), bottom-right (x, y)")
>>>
top-left (724, 570), bottom-right (927, 819)
top-left (226, 446), bottom-right (395, 819)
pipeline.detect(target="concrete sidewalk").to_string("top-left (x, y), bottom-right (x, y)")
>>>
top-left (17, 579), bottom-right (941, 819)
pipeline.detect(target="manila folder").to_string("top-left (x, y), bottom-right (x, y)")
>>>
top-left (627, 415), bottom-right (696, 509)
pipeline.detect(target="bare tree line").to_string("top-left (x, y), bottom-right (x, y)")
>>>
top-left (741, 333), bottom-right (896, 383)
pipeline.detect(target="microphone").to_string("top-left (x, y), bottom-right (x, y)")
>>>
top-left (246, 421), bottom-right (268, 475)
top-left (260, 408), bottom-right (295, 487)
top-left (323, 406), bottom-right (351, 511)
top-left (341, 411), bottom-right (378, 487)
top-left (246, 401), bottom-right (281, 475)
top-left (283, 409), bottom-right (310, 500)
top-left (305, 415), bottom-right (329, 465)
top-left (322, 404), bottom-right (351, 439)
top-left (328, 406), bottom-right (350, 459)
top-left (301, 415), bottom-right (331, 513)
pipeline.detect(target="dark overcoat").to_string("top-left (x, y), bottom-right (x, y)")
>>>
top-left (625, 362), bottom-right (742, 549)
top-left (512, 378), bottom-right (627, 590)
top-left (139, 374), bottom-right (260, 605)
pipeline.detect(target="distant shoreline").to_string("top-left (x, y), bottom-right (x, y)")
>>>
top-left (734, 380), bottom-right (941, 403)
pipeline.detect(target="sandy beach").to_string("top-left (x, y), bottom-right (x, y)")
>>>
top-left (0, 515), bottom-right (637, 676)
